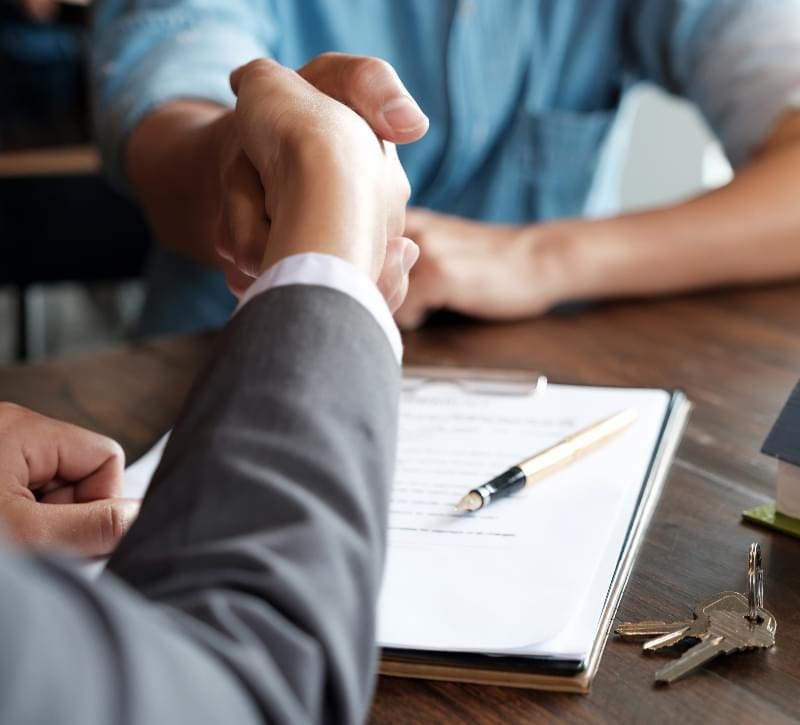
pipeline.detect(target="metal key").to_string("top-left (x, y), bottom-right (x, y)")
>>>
top-left (617, 543), bottom-right (776, 684)
top-left (616, 591), bottom-right (745, 651)
top-left (615, 620), bottom-right (693, 639)
top-left (654, 604), bottom-right (777, 683)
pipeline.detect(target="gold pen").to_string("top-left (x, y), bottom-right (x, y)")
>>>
top-left (454, 408), bottom-right (638, 512)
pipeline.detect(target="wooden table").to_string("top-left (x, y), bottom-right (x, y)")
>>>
top-left (1, 286), bottom-right (799, 724)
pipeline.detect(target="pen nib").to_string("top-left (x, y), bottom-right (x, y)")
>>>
top-left (454, 492), bottom-right (483, 513)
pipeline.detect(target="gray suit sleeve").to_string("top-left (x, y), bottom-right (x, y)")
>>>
top-left (0, 285), bottom-right (400, 725)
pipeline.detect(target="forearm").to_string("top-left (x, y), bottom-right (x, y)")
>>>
top-left (0, 286), bottom-right (399, 725)
top-left (544, 112), bottom-right (800, 304)
top-left (126, 101), bottom-right (231, 266)
top-left (108, 286), bottom-right (398, 723)
top-left (91, 0), bottom-right (271, 265)
top-left (0, 56), bottom-right (411, 725)
top-left (0, 553), bottom-right (262, 725)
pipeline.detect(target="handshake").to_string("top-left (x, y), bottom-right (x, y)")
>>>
top-left (0, 54), bottom-right (429, 556)
top-left (213, 54), bottom-right (429, 311)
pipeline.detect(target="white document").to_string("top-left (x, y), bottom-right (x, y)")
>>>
top-left (124, 435), bottom-right (168, 499)
top-left (118, 379), bottom-right (670, 661)
top-left (379, 380), bottom-right (670, 659)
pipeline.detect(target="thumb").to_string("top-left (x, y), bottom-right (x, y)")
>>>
top-left (298, 53), bottom-right (429, 144)
top-left (377, 237), bottom-right (419, 312)
top-left (15, 498), bottom-right (141, 557)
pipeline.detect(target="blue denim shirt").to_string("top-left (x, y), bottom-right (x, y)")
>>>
top-left (91, 0), bottom-right (800, 333)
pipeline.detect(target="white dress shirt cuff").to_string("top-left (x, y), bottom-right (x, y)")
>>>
top-left (235, 253), bottom-right (402, 364)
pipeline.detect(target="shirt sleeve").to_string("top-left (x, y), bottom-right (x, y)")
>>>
top-left (90, 0), bottom-right (276, 186)
top-left (236, 253), bottom-right (404, 364)
top-left (627, 0), bottom-right (800, 167)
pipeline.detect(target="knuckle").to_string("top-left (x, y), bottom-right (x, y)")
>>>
top-left (3, 503), bottom-right (41, 548)
top-left (249, 57), bottom-right (279, 75)
top-left (104, 438), bottom-right (125, 466)
top-left (299, 52), bottom-right (337, 86)
top-left (0, 402), bottom-right (33, 437)
top-left (315, 51), bottom-right (342, 65)
top-left (351, 56), bottom-right (393, 92)
top-left (99, 502), bottom-right (125, 551)
top-left (0, 401), bottom-right (23, 418)
top-left (236, 58), bottom-right (268, 87)
top-left (237, 58), bottom-right (283, 92)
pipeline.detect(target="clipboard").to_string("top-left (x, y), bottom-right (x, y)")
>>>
top-left (402, 365), bottom-right (547, 396)
top-left (379, 366), bottom-right (691, 693)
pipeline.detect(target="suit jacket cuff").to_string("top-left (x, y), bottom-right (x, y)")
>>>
top-left (236, 253), bottom-right (403, 364)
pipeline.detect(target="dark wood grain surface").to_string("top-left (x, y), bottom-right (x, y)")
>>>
top-left (1, 286), bottom-right (800, 724)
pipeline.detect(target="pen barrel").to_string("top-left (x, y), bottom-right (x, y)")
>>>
top-left (518, 443), bottom-right (582, 480)
top-left (518, 410), bottom-right (636, 481)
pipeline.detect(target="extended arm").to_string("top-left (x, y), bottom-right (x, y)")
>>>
top-left (0, 61), bottom-right (417, 725)
top-left (0, 286), bottom-right (398, 725)
top-left (92, 0), bottom-right (426, 276)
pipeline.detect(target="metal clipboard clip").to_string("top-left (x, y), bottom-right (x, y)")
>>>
top-left (402, 365), bottom-right (547, 397)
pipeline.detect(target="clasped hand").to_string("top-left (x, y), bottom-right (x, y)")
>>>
top-left (214, 54), bottom-right (429, 307)
top-left (0, 58), bottom-right (430, 555)
top-left (212, 54), bottom-right (565, 327)
top-left (0, 404), bottom-right (139, 555)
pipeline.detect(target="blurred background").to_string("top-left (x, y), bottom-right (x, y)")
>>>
top-left (0, 0), bottom-right (733, 364)
top-left (0, 0), bottom-right (151, 363)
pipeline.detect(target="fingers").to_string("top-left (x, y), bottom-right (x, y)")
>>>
top-left (221, 259), bottom-right (256, 298)
top-left (2, 496), bottom-right (141, 557)
top-left (383, 142), bottom-right (412, 240)
top-left (229, 59), bottom-right (261, 95)
top-left (393, 211), bottom-right (438, 328)
top-left (377, 237), bottom-right (419, 312)
top-left (0, 404), bottom-right (125, 500)
top-left (233, 55), bottom-right (428, 145)
top-left (230, 59), bottom-right (323, 174)
top-left (0, 406), bottom-right (138, 556)
top-left (394, 286), bottom-right (432, 330)
top-left (215, 148), bottom-right (272, 282)
top-left (298, 53), bottom-right (429, 144)
top-left (228, 58), bottom-right (422, 280)
top-left (393, 239), bottom-right (445, 329)
top-left (45, 425), bottom-right (124, 502)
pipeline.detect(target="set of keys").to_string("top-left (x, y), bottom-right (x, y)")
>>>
top-left (615, 543), bottom-right (777, 684)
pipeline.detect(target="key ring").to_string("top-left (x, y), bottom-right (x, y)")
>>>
top-left (746, 542), bottom-right (764, 620)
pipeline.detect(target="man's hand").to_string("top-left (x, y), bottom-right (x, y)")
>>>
top-left (0, 404), bottom-right (139, 556)
top-left (127, 53), bottom-right (427, 310)
top-left (214, 54), bottom-right (428, 307)
top-left (395, 209), bottom-right (565, 329)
